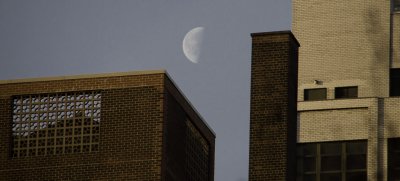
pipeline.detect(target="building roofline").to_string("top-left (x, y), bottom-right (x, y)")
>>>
top-left (0, 69), bottom-right (166, 85)
top-left (0, 69), bottom-right (215, 136)
top-left (251, 30), bottom-right (300, 47)
top-left (164, 71), bottom-right (216, 137)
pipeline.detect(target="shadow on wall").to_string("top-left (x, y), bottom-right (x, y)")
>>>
top-left (365, 6), bottom-right (389, 97)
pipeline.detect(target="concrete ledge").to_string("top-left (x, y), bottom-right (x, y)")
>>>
top-left (251, 30), bottom-right (300, 47)
top-left (0, 70), bottom-right (166, 85)
top-left (298, 98), bottom-right (375, 111)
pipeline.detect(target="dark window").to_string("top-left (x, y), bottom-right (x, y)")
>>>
top-left (335, 87), bottom-right (358, 99)
top-left (389, 138), bottom-right (400, 180)
top-left (394, 0), bottom-right (400, 11)
top-left (304, 88), bottom-right (327, 101)
top-left (390, 69), bottom-right (400, 96)
top-left (297, 141), bottom-right (367, 181)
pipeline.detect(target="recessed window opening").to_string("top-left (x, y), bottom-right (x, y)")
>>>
top-left (390, 69), bottom-right (400, 96)
top-left (304, 88), bottom-right (327, 101)
top-left (388, 138), bottom-right (400, 180)
top-left (394, 0), bottom-right (400, 11)
top-left (297, 140), bottom-right (367, 181)
top-left (335, 86), bottom-right (358, 99)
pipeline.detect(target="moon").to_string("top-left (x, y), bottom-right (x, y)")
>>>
top-left (183, 27), bottom-right (204, 63)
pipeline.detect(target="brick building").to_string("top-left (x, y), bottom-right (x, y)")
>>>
top-left (0, 70), bottom-right (215, 181)
top-left (293, 0), bottom-right (400, 180)
top-left (248, 31), bottom-right (299, 181)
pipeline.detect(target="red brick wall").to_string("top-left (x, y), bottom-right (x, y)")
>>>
top-left (249, 31), bottom-right (299, 181)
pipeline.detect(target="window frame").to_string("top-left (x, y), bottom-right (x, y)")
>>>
top-left (297, 140), bottom-right (367, 181)
top-left (304, 88), bottom-right (327, 101)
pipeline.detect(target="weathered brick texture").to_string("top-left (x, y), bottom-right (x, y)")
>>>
top-left (0, 70), bottom-right (215, 181)
top-left (249, 31), bottom-right (299, 181)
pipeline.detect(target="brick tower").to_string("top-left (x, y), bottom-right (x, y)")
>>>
top-left (248, 31), bottom-right (299, 181)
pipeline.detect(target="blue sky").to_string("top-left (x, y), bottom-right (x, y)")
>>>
top-left (0, 0), bottom-right (291, 180)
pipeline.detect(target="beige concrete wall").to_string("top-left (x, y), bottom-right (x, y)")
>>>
top-left (293, 0), bottom-right (391, 100)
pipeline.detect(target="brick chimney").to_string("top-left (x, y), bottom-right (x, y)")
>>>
top-left (248, 31), bottom-right (299, 181)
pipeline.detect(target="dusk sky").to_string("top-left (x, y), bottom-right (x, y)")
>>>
top-left (0, 0), bottom-right (291, 180)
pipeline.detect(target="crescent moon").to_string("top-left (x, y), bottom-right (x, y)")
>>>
top-left (182, 27), bottom-right (204, 63)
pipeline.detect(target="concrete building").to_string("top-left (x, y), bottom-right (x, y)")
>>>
top-left (0, 70), bottom-right (215, 181)
top-left (293, 0), bottom-right (400, 180)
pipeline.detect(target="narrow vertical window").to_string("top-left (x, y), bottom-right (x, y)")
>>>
top-left (320, 142), bottom-right (342, 180)
top-left (390, 69), bottom-right (400, 96)
top-left (297, 144), bottom-right (317, 181)
top-left (389, 138), bottom-right (400, 180)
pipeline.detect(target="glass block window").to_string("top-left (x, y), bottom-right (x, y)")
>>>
top-left (12, 91), bottom-right (101, 157)
top-left (297, 140), bottom-right (367, 181)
